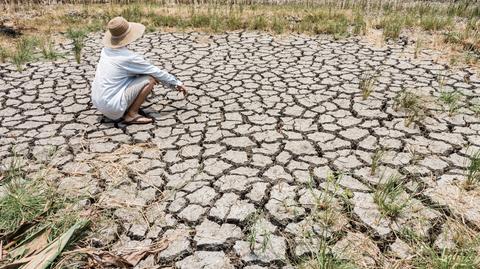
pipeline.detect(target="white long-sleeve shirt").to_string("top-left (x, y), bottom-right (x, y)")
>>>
top-left (91, 47), bottom-right (182, 120)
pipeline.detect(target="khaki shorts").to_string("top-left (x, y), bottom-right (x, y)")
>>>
top-left (124, 75), bottom-right (152, 108)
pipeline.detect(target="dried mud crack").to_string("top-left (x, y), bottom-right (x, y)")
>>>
top-left (1, 31), bottom-right (480, 268)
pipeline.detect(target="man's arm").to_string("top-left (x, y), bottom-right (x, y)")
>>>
top-left (123, 54), bottom-right (183, 88)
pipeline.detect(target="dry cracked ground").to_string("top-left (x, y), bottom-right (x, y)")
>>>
top-left (1, 31), bottom-right (480, 268)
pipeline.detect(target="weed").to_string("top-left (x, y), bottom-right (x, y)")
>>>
top-left (11, 36), bottom-right (39, 71)
top-left (250, 15), bottom-right (267, 30)
top-left (271, 16), bottom-right (286, 34)
top-left (464, 51), bottom-right (479, 65)
top-left (380, 14), bottom-right (404, 40)
top-left (398, 226), bottom-right (425, 244)
top-left (66, 28), bottom-right (87, 64)
top-left (0, 45), bottom-right (9, 62)
top-left (437, 72), bottom-right (449, 89)
top-left (41, 36), bottom-right (62, 60)
top-left (1, 150), bottom-right (24, 183)
top-left (406, 145), bottom-right (422, 165)
top-left (121, 5), bottom-right (143, 22)
top-left (415, 37), bottom-right (423, 59)
top-left (444, 31), bottom-right (464, 45)
top-left (394, 89), bottom-right (427, 127)
top-left (298, 228), bottom-right (355, 269)
top-left (298, 243), bottom-right (355, 269)
top-left (373, 174), bottom-right (409, 218)
top-left (226, 13), bottom-right (243, 30)
top-left (245, 211), bottom-right (267, 252)
top-left (0, 178), bottom-right (51, 234)
top-left (420, 15), bottom-right (453, 31)
top-left (414, 245), bottom-right (479, 269)
top-left (471, 103), bottom-right (480, 117)
top-left (359, 72), bottom-right (377, 100)
top-left (439, 90), bottom-right (462, 116)
top-left (370, 148), bottom-right (384, 176)
top-left (464, 150), bottom-right (480, 190)
top-left (353, 12), bottom-right (367, 36)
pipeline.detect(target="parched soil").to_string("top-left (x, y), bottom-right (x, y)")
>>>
top-left (0, 31), bottom-right (479, 268)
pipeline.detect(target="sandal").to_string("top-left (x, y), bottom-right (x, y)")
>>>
top-left (123, 115), bottom-right (153, 125)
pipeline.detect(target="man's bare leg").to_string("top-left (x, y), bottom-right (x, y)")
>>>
top-left (124, 77), bottom-right (157, 124)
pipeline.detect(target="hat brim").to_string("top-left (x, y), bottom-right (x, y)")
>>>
top-left (103, 22), bottom-right (145, 48)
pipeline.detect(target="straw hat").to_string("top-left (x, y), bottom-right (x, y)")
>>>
top-left (103, 17), bottom-right (145, 48)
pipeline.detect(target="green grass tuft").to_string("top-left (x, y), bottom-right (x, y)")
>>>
top-left (359, 72), bottom-right (378, 100)
top-left (380, 14), bottom-right (404, 40)
top-left (464, 150), bottom-right (480, 190)
top-left (66, 28), bottom-right (87, 64)
top-left (394, 89), bottom-right (427, 127)
top-left (353, 12), bottom-right (367, 36)
top-left (439, 90), bottom-right (462, 116)
top-left (373, 174), bottom-right (409, 218)
top-left (41, 36), bottom-right (62, 60)
top-left (11, 36), bottom-right (39, 71)
top-left (420, 15), bottom-right (453, 31)
top-left (0, 45), bottom-right (10, 63)
top-left (0, 179), bottom-right (51, 234)
top-left (370, 148), bottom-right (384, 176)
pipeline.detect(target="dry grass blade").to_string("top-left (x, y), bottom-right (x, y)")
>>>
top-left (7, 226), bottom-right (51, 260)
top-left (21, 220), bottom-right (89, 269)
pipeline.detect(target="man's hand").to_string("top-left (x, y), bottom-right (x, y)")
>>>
top-left (176, 84), bottom-right (187, 97)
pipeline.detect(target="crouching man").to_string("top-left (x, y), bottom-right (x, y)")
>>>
top-left (92, 16), bottom-right (187, 124)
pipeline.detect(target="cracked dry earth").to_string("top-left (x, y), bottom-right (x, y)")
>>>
top-left (1, 31), bottom-right (480, 268)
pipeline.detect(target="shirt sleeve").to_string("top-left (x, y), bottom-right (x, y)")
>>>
top-left (123, 53), bottom-right (182, 87)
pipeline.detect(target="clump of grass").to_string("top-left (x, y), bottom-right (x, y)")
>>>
top-left (439, 90), bottom-right (462, 116)
top-left (353, 12), bottom-right (367, 36)
top-left (370, 148), bottom-right (384, 176)
top-left (0, 169), bottom-right (52, 234)
top-left (11, 36), bottom-right (39, 71)
top-left (464, 150), bottom-right (480, 190)
top-left (0, 153), bottom-right (92, 268)
top-left (414, 37), bottom-right (423, 59)
top-left (420, 15), bottom-right (453, 31)
top-left (271, 16), bottom-right (286, 34)
top-left (373, 174), bottom-right (409, 219)
top-left (412, 220), bottom-right (480, 269)
top-left (298, 238), bottom-right (355, 269)
top-left (66, 28), bottom-right (87, 64)
top-left (226, 13), bottom-right (244, 30)
top-left (415, 245), bottom-right (479, 268)
top-left (41, 36), bottom-right (62, 60)
top-left (308, 173), bottom-right (341, 227)
top-left (359, 72), bottom-right (377, 100)
top-left (121, 5), bottom-right (143, 23)
top-left (1, 151), bottom-right (23, 183)
top-left (380, 14), bottom-right (404, 40)
top-left (249, 15), bottom-right (268, 30)
top-left (464, 51), bottom-right (479, 65)
top-left (245, 211), bottom-right (270, 253)
top-left (298, 11), bottom-right (349, 38)
top-left (437, 72), bottom-right (448, 89)
top-left (398, 227), bottom-right (426, 245)
top-left (394, 89), bottom-right (427, 127)
top-left (0, 45), bottom-right (10, 63)
top-left (471, 103), bottom-right (480, 117)
top-left (151, 14), bottom-right (182, 28)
